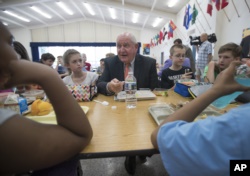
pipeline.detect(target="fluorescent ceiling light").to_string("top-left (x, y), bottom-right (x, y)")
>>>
top-left (152, 17), bottom-right (162, 28)
top-left (132, 12), bottom-right (139, 23)
top-left (83, 2), bottom-right (95, 16)
top-left (168, 0), bottom-right (177, 7)
top-left (3, 22), bottom-right (8, 26)
top-left (56, 1), bottom-right (73, 15)
top-left (30, 6), bottom-right (52, 19)
top-left (3, 10), bottom-right (30, 22)
top-left (109, 7), bottom-right (116, 19)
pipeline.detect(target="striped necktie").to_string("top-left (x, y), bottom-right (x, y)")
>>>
top-left (124, 63), bottom-right (130, 79)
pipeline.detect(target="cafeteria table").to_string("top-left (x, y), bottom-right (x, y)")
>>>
top-left (27, 90), bottom-right (239, 174)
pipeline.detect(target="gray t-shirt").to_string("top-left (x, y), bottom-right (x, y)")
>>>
top-left (0, 109), bottom-right (17, 125)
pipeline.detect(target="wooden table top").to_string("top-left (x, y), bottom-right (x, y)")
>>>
top-left (78, 91), bottom-right (193, 158)
top-left (26, 90), bottom-right (240, 159)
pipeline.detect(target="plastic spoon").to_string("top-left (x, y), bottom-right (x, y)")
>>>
top-left (93, 100), bottom-right (109, 106)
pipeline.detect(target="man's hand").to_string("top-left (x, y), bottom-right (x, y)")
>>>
top-left (108, 78), bottom-right (124, 93)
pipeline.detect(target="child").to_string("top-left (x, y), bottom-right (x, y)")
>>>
top-left (0, 22), bottom-right (93, 175)
top-left (160, 44), bottom-right (194, 89)
top-left (40, 53), bottom-right (55, 67)
top-left (204, 43), bottom-right (241, 83)
top-left (96, 58), bottom-right (105, 76)
top-left (151, 61), bottom-right (250, 176)
top-left (13, 41), bottom-right (30, 61)
top-left (13, 41), bottom-right (31, 93)
top-left (63, 49), bottom-right (98, 85)
top-left (55, 55), bottom-right (68, 78)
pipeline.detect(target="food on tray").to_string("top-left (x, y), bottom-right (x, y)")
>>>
top-left (169, 101), bottom-right (189, 110)
top-left (200, 113), bottom-right (207, 119)
top-left (31, 99), bottom-right (52, 116)
top-left (22, 90), bottom-right (44, 100)
top-left (181, 81), bottom-right (196, 86)
top-left (177, 79), bottom-right (198, 86)
top-left (153, 88), bottom-right (168, 96)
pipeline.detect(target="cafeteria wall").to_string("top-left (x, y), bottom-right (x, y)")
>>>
top-left (10, 21), bottom-right (146, 61)
top-left (9, 0), bottom-right (250, 64)
top-left (10, 27), bottom-right (32, 60)
top-left (150, 0), bottom-right (250, 65)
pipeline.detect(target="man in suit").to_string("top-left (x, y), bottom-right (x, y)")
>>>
top-left (97, 32), bottom-right (159, 95)
top-left (97, 32), bottom-right (159, 174)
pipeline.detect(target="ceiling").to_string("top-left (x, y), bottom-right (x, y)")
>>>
top-left (0, 0), bottom-right (189, 30)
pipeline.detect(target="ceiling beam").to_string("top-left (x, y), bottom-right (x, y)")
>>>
top-left (40, 2), bottom-right (67, 22)
top-left (122, 0), bottom-right (125, 26)
top-left (88, 0), bottom-right (175, 19)
top-left (142, 15), bottom-right (150, 30)
top-left (11, 6), bottom-right (48, 25)
top-left (97, 5), bottom-right (106, 23)
top-left (0, 16), bottom-right (27, 28)
top-left (0, 0), bottom-right (52, 8)
top-left (70, 0), bottom-right (86, 19)
top-left (151, 0), bottom-right (157, 11)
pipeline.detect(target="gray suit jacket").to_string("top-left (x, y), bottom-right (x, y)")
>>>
top-left (97, 54), bottom-right (159, 95)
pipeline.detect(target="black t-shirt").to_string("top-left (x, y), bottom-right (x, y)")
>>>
top-left (160, 66), bottom-right (194, 89)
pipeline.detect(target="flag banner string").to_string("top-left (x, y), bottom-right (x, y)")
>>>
top-left (195, 23), bottom-right (202, 34)
top-left (176, 28), bottom-right (187, 40)
top-left (197, 18), bottom-right (206, 33)
top-left (174, 30), bottom-right (182, 40)
top-left (232, 0), bottom-right (240, 17)
top-left (223, 9), bottom-right (230, 22)
top-left (245, 0), bottom-right (250, 12)
top-left (195, 0), bottom-right (212, 29)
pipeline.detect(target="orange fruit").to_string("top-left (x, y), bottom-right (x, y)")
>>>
top-left (31, 99), bottom-right (52, 116)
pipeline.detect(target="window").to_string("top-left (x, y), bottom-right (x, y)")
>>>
top-left (38, 46), bottom-right (116, 69)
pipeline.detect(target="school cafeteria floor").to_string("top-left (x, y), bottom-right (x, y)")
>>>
top-left (80, 154), bottom-right (169, 176)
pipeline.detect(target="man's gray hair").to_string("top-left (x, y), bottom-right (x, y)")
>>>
top-left (116, 32), bottom-right (137, 44)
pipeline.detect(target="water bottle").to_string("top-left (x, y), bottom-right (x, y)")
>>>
top-left (125, 72), bottom-right (137, 109)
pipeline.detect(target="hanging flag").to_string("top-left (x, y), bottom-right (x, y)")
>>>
top-left (163, 27), bottom-right (168, 41)
top-left (155, 34), bottom-right (159, 45)
top-left (192, 4), bottom-right (198, 24)
top-left (168, 22), bottom-right (173, 39)
top-left (221, 0), bottom-right (228, 9)
top-left (183, 4), bottom-right (192, 30)
top-left (183, 6), bottom-right (188, 29)
top-left (215, 0), bottom-right (221, 11)
top-left (150, 39), bottom-right (154, 48)
top-left (153, 36), bottom-right (156, 46)
top-left (169, 20), bottom-right (177, 30)
top-left (207, 0), bottom-right (213, 16)
top-left (159, 30), bottom-right (163, 44)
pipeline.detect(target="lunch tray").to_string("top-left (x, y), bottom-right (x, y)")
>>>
top-left (115, 90), bottom-right (156, 101)
top-left (149, 104), bottom-right (221, 125)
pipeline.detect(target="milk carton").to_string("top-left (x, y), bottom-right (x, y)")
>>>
top-left (4, 94), bottom-right (28, 114)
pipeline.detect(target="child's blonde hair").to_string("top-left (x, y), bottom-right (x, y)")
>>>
top-left (63, 49), bottom-right (80, 74)
top-left (170, 44), bottom-right (185, 56)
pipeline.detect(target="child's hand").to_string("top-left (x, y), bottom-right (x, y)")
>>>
top-left (214, 62), bottom-right (220, 73)
top-left (213, 61), bottom-right (250, 95)
top-left (181, 72), bottom-right (193, 79)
